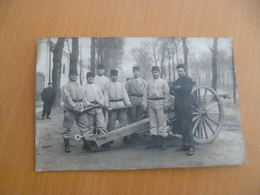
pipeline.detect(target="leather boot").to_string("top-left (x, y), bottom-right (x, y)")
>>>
top-left (146, 135), bottom-right (157, 149)
top-left (82, 138), bottom-right (90, 150)
top-left (160, 136), bottom-right (167, 150)
top-left (64, 138), bottom-right (71, 153)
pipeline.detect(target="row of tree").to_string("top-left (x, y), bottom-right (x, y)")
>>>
top-left (50, 37), bottom-right (237, 107)
top-left (51, 37), bottom-right (125, 107)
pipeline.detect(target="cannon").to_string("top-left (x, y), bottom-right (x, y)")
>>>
top-left (75, 84), bottom-right (224, 151)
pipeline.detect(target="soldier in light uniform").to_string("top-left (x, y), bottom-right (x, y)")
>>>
top-left (61, 70), bottom-right (93, 153)
top-left (104, 70), bottom-right (131, 134)
top-left (84, 72), bottom-right (107, 135)
top-left (142, 66), bottom-right (170, 150)
top-left (94, 64), bottom-right (110, 126)
top-left (125, 66), bottom-right (147, 123)
top-left (125, 66), bottom-right (146, 143)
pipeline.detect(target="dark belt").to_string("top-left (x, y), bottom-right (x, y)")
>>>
top-left (72, 99), bottom-right (83, 102)
top-left (109, 99), bottom-right (123, 102)
top-left (148, 97), bottom-right (164, 101)
top-left (90, 101), bottom-right (98, 104)
top-left (130, 94), bottom-right (143, 97)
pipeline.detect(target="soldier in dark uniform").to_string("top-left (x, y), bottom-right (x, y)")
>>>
top-left (170, 64), bottom-right (195, 156)
top-left (41, 82), bottom-right (56, 120)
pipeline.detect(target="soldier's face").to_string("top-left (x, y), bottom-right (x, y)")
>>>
top-left (69, 73), bottom-right (78, 82)
top-left (87, 76), bottom-right (94, 84)
top-left (152, 70), bottom-right (160, 79)
top-left (97, 68), bottom-right (104, 76)
top-left (48, 84), bottom-right (53, 88)
top-left (133, 70), bottom-right (140, 78)
top-left (111, 75), bottom-right (118, 82)
top-left (177, 68), bottom-right (186, 77)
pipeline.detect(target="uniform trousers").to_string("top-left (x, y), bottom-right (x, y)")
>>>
top-left (62, 111), bottom-right (89, 137)
top-left (128, 105), bottom-right (144, 123)
top-left (107, 109), bottom-right (128, 132)
top-left (88, 108), bottom-right (106, 133)
top-left (148, 100), bottom-right (168, 137)
top-left (174, 101), bottom-right (193, 146)
top-left (42, 100), bottom-right (54, 117)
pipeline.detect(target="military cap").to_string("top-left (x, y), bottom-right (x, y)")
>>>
top-left (97, 64), bottom-right (105, 69)
top-left (69, 69), bottom-right (78, 75)
top-left (48, 82), bottom-right (53, 84)
top-left (110, 70), bottom-right (118, 76)
top-left (86, 72), bottom-right (95, 78)
top-left (151, 66), bottom-right (160, 72)
top-left (132, 66), bottom-right (140, 71)
top-left (176, 64), bottom-right (186, 70)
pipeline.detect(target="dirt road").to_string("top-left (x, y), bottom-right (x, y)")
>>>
top-left (35, 99), bottom-right (245, 172)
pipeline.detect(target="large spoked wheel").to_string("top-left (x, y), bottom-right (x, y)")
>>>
top-left (191, 85), bottom-right (224, 144)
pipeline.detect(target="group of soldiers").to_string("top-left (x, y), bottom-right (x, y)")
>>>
top-left (41, 63), bottom-right (195, 156)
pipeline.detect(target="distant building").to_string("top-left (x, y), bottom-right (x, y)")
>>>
top-left (36, 38), bottom-right (88, 101)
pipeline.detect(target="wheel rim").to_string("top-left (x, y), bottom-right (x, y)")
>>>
top-left (191, 85), bottom-right (224, 144)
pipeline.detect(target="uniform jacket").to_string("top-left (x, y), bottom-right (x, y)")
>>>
top-left (41, 87), bottom-right (55, 102)
top-left (142, 77), bottom-right (170, 109)
top-left (94, 75), bottom-right (110, 94)
top-left (170, 76), bottom-right (193, 102)
top-left (104, 80), bottom-right (131, 108)
top-left (125, 77), bottom-right (146, 106)
top-left (61, 81), bottom-right (90, 111)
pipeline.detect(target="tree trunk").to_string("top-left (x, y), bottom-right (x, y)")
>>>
top-left (70, 38), bottom-right (79, 71)
top-left (211, 38), bottom-right (218, 91)
top-left (160, 46), bottom-right (166, 78)
top-left (181, 37), bottom-right (189, 74)
top-left (52, 38), bottom-right (65, 108)
top-left (232, 47), bottom-right (237, 104)
top-left (90, 37), bottom-right (96, 73)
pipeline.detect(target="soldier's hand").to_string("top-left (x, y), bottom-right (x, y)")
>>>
top-left (74, 108), bottom-right (81, 114)
top-left (89, 103), bottom-right (96, 107)
top-left (164, 106), bottom-right (168, 113)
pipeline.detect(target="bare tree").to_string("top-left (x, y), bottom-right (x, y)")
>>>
top-left (181, 37), bottom-right (189, 74)
top-left (131, 43), bottom-right (153, 80)
top-left (90, 37), bottom-right (96, 73)
top-left (52, 38), bottom-right (65, 108)
top-left (95, 38), bottom-right (125, 76)
top-left (209, 38), bottom-right (218, 91)
top-left (70, 38), bottom-right (79, 71)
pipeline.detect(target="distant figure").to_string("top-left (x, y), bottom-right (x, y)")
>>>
top-left (170, 64), bottom-right (195, 156)
top-left (142, 66), bottom-right (170, 150)
top-left (41, 82), bottom-right (56, 120)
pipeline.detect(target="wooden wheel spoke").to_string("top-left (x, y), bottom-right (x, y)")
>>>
top-left (192, 117), bottom-right (200, 136)
top-left (204, 94), bottom-right (215, 109)
top-left (202, 88), bottom-right (208, 106)
top-left (192, 105), bottom-right (200, 112)
top-left (198, 120), bottom-right (202, 139)
top-left (192, 115), bottom-right (199, 122)
top-left (197, 89), bottom-right (201, 106)
top-left (207, 111), bottom-right (221, 115)
top-left (205, 116), bottom-right (219, 126)
top-left (191, 94), bottom-right (200, 109)
top-left (204, 118), bottom-right (215, 134)
top-left (202, 119), bottom-right (208, 139)
top-left (205, 102), bottom-right (219, 111)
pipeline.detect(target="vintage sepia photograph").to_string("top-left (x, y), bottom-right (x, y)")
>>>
top-left (35, 37), bottom-right (245, 172)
